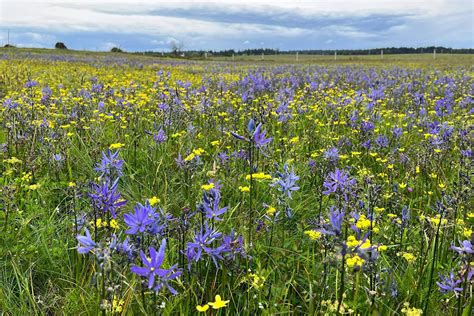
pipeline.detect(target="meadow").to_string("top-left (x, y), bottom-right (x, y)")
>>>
top-left (0, 50), bottom-right (472, 315)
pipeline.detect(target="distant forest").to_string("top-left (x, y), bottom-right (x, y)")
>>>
top-left (134, 46), bottom-right (474, 57)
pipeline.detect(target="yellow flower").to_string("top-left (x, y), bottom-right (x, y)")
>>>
top-left (196, 304), bottom-right (209, 312)
top-left (112, 298), bottom-right (125, 313)
top-left (245, 173), bottom-right (272, 181)
top-left (109, 143), bottom-right (125, 150)
top-left (399, 183), bottom-right (407, 189)
top-left (438, 183), bottom-right (446, 189)
top-left (201, 183), bottom-right (215, 191)
top-left (401, 303), bottom-right (423, 316)
top-left (239, 186), bottom-right (250, 193)
top-left (109, 219), bottom-right (119, 229)
top-left (355, 215), bottom-right (371, 230)
top-left (248, 273), bottom-right (266, 289)
top-left (208, 295), bottom-right (229, 309)
top-left (96, 218), bottom-right (104, 228)
top-left (266, 205), bottom-right (276, 216)
top-left (148, 196), bottom-right (160, 206)
top-left (463, 228), bottom-right (472, 238)
top-left (28, 184), bottom-right (40, 190)
top-left (210, 140), bottom-right (220, 146)
top-left (346, 255), bottom-right (365, 268)
top-left (304, 230), bottom-right (322, 240)
top-left (400, 252), bottom-right (416, 263)
top-left (374, 207), bottom-right (385, 213)
top-left (184, 153), bottom-right (196, 162)
top-left (346, 236), bottom-right (359, 248)
top-left (4, 157), bottom-right (22, 164)
top-left (289, 136), bottom-right (299, 144)
top-left (378, 245), bottom-right (388, 252)
top-left (68, 181), bottom-right (76, 188)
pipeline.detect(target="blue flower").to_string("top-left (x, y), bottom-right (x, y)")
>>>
top-left (130, 239), bottom-right (182, 294)
top-left (186, 223), bottom-right (226, 268)
top-left (94, 150), bottom-right (124, 178)
top-left (124, 201), bottom-right (156, 235)
top-left (201, 191), bottom-right (228, 221)
top-left (450, 240), bottom-right (473, 255)
top-left (76, 228), bottom-right (96, 254)
top-left (89, 178), bottom-right (127, 218)
top-left (272, 164), bottom-right (300, 198)
top-left (252, 123), bottom-right (272, 147)
top-left (154, 129), bottom-right (167, 144)
top-left (436, 271), bottom-right (463, 294)
top-left (323, 168), bottom-right (356, 199)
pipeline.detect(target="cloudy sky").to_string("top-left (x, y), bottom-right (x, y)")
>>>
top-left (0, 0), bottom-right (472, 51)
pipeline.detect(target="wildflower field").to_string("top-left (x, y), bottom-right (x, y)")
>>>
top-left (0, 51), bottom-right (472, 315)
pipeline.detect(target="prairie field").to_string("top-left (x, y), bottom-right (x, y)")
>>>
top-left (0, 50), bottom-right (473, 315)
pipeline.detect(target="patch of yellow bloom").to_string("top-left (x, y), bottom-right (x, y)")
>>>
top-left (346, 254), bottom-right (365, 268)
top-left (248, 273), bottom-right (266, 289)
top-left (149, 196), bottom-right (160, 206)
top-left (208, 295), bottom-right (229, 309)
top-left (196, 304), bottom-right (209, 312)
top-left (355, 214), bottom-right (371, 230)
top-left (399, 252), bottom-right (416, 263)
top-left (245, 172), bottom-right (272, 180)
top-left (239, 186), bottom-right (250, 193)
top-left (402, 302), bottom-right (423, 316)
top-left (109, 143), bottom-right (125, 150)
top-left (266, 205), bottom-right (276, 216)
top-left (304, 230), bottom-right (322, 240)
top-left (201, 183), bottom-right (215, 191)
top-left (4, 157), bottom-right (22, 164)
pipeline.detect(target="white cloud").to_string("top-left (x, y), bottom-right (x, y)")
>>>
top-left (0, 0), bottom-right (471, 49)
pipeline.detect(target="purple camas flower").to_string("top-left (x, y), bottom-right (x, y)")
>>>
top-left (153, 129), bottom-right (167, 144)
top-left (450, 240), bottom-right (473, 255)
top-left (375, 134), bottom-right (388, 148)
top-left (76, 228), bottom-right (96, 254)
top-left (436, 271), bottom-right (463, 294)
top-left (217, 152), bottom-right (229, 165)
top-left (231, 119), bottom-right (272, 148)
top-left (221, 229), bottom-right (246, 260)
top-left (130, 239), bottom-right (182, 295)
top-left (89, 178), bottom-right (127, 218)
top-left (323, 168), bottom-right (356, 199)
top-left (318, 206), bottom-right (345, 236)
top-left (25, 80), bottom-right (39, 88)
top-left (202, 192), bottom-right (228, 221)
top-left (323, 147), bottom-right (339, 162)
top-left (328, 207), bottom-right (345, 235)
top-left (186, 223), bottom-right (226, 267)
top-left (252, 123), bottom-right (272, 147)
top-left (272, 164), bottom-right (300, 199)
top-left (94, 150), bottom-right (124, 178)
top-left (124, 201), bottom-right (156, 234)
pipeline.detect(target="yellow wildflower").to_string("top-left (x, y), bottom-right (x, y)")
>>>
top-left (196, 304), bottom-right (209, 312)
top-left (239, 186), bottom-right (250, 193)
top-left (149, 196), bottom-right (160, 206)
top-left (208, 295), bottom-right (229, 309)
top-left (346, 255), bottom-right (365, 268)
top-left (109, 143), bottom-right (125, 150)
top-left (201, 183), bottom-right (215, 191)
top-left (304, 230), bottom-right (322, 240)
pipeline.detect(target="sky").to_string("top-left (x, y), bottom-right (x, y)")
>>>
top-left (0, 0), bottom-right (472, 52)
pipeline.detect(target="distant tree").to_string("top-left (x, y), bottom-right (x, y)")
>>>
top-left (3, 44), bottom-right (15, 48)
top-left (110, 47), bottom-right (123, 53)
top-left (170, 40), bottom-right (184, 56)
top-left (55, 42), bottom-right (67, 49)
